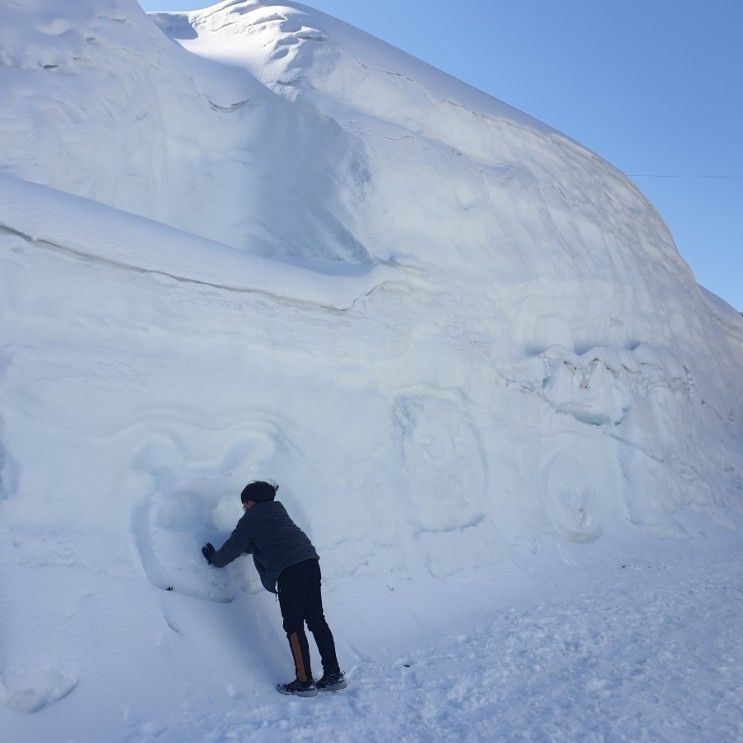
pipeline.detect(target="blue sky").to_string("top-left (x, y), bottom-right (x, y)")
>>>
top-left (140, 0), bottom-right (743, 310)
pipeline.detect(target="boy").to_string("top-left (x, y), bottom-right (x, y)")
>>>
top-left (201, 480), bottom-right (345, 697)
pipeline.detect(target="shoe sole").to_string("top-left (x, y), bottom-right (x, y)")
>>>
top-left (276, 685), bottom-right (318, 697)
top-left (318, 680), bottom-right (347, 692)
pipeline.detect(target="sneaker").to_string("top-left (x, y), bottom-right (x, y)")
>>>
top-left (276, 678), bottom-right (318, 697)
top-left (316, 670), bottom-right (347, 692)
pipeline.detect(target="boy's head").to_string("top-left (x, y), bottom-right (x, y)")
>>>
top-left (241, 480), bottom-right (278, 508)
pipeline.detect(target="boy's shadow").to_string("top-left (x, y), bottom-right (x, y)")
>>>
top-left (220, 577), bottom-right (288, 686)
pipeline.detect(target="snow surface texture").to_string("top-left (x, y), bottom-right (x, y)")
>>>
top-left (1, 0), bottom-right (742, 739)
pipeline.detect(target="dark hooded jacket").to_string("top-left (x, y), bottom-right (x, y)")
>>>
top-left (210, 500), bottom-right (318, 593)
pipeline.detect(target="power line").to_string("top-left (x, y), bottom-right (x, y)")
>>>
top-left (625, 173), bottom-right (743, 181)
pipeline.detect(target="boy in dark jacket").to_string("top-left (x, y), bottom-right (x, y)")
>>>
top-left (201, 481), bottom-right (345, 697)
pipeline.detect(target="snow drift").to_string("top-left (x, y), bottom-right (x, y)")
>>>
top-left (1, 0), bottom-right (742, 736)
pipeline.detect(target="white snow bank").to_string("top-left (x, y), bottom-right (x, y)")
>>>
top-left (0, 1), bottom-right (742, 738)
top-left (0, 173), bottom-right (409, 310)
top-left (0, 0), bottom-right (374, 263)
top-left (165, 0), bottom-right (552, 134)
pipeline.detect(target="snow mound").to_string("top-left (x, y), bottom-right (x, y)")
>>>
top-left (0, 0), bottom-right (742, 737)
top-left (0, 0), bottom-right (371, 262)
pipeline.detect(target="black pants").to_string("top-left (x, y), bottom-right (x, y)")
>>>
top-left (277, 558), bottom-right (339, 682)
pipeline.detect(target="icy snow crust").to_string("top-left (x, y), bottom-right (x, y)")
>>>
top-left (1, 0), bottom-right (742, 737)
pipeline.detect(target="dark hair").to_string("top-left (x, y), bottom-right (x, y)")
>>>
top-left (240, 480), bottom-right (278, 504)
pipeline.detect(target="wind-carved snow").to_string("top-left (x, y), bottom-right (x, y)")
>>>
top-left (0, 0), bottom-right (372, 263)
top-left (0, 0), bottom-right (742, 739)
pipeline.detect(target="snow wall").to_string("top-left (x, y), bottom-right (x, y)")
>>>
top-left (1, 0), bottom-right (742, 725)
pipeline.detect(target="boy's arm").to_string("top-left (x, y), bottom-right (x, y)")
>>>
top-left (208, 514), bottom-right (253, 568)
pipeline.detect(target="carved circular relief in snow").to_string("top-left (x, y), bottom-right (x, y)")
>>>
top-left (395, 394), bottom-right (486, 532)
top-left (540, 452), bottom-right (602, 542)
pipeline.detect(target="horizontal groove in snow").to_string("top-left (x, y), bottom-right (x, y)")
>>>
top-left (0, 172), bottom-right (409, 311)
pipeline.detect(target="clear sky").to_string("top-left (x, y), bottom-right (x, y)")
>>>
top-left (139, 0), bottom-right (743, 311)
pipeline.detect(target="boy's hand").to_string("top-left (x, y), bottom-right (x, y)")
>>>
top-left (202, 542), bottom-right (215, 563)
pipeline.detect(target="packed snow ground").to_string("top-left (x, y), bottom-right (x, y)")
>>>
top-left (2, 537), bottom-right (741, 742)
top-left (1, 0), bottom-right (742, 740)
